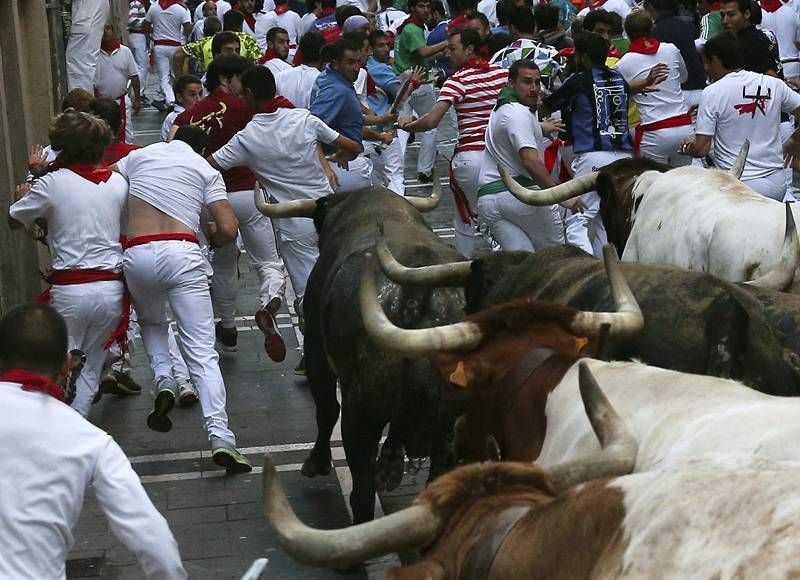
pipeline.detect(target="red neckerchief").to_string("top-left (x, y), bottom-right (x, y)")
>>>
top-left (448, 14), bottom-right (467, 30)
top-left (1, 369), bottom-right (65, 402)
top-left (708, 1), bottom-right (722, 8)
top-left (760, 0), bottom-right (783, 12)
top-left (50, 161), bottom-right (113, 184)
top-left (104, 142), bottom-right (141, 165)
top-left (257, 96), bottom-right (296, 113)
top-left (589, 0), bottom-right (608, 9)
top-left (244, 12), bottom-right (257, 30)
top-left (159, 0), bottom-right (183, 9)
top-left (275, 3), bottom-right (290, 14)
top-left (259, 49), bottom-right (279, 64)
top-left (101, 39), bottom-right (121, 53)
top-left (608, 46), bottom-right (622, 59)
top-left (365, 70), bottom-right (378, 95)
top-left (397, 14), bottom-right (425, 35)
top-left (321, 6), bottom-right (335, 16)
top-left (459, 56), bottom-right (490, 71)
top-left (627, 36), bottom-right (661, 55)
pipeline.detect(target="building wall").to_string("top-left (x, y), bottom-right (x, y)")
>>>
top-left (0, 0), bottom-right (56, 316)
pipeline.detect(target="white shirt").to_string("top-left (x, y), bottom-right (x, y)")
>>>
top-left (276, 64), bottom-right (321, 108)
top-left (578, 0), bottom-right (630, 20)
top-left (0, 383), bottom-right (186, 580)
top-left (760, 5), bottom-right (800, 64)
top-left (94, 45), bottom-right (139, 98)
top-left (375, 8), bottom-right (408, 31)
top-left (145, 2), bottom-right (190, 43)
top-left (477, 0), bottom-right (498, 27)
top-left (263, 57), bottom-right (293, 77)
top-left (696, 69), bottom-right (800, 178)
top-left (212, 108), bottom-right (339, 239)
top-left (161, 104), bottom-right (185, 141)
top-left (337, 0), bottom-right (371, 11)
top-left (190, 18), bottom-right (206, 42)
top-left (116, 140), bottom-right (228, 232)
top-left (478, 102), bottom-right (544, 188)
top-left (10, 169), bottom-right (127, 272)
top-left (300, 11), bottom-right (319, 34)
top-left (194, 0), bottom-right (231, 21)
top-left (616, 41), bottom-right (688, 124)
top-left (255, 9), bottom-right (304, 50)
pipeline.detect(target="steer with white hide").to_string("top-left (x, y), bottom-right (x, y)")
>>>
top-left (261, 363), bottom-right (800, 578)
top-left (361, 247), bottom-right (800, 468)
top-left (498, 142), bottom-right (800, 292)
top-left (254, 176), bottom-right (464, 525)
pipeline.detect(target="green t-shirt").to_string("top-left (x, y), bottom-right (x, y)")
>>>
top-left (700, 10), bottom-right (723, 41)
top-left (393, 23), bottom-right (427, 74)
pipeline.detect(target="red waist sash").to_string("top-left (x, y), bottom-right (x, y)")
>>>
top-left (634, 113), bottom-right (692, 155)
top-left (154, 39), bottom-right (181, 47)
top-left (122, 233), bottom-right (200, 250)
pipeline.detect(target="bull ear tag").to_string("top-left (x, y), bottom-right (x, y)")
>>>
top-left (450, 361), bottom-right (469, 388)
top-left (574, 336), bottom-right (589, 352)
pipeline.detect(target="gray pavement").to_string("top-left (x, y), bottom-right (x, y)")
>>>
top-left (66, 98), bottom-right (462, 579)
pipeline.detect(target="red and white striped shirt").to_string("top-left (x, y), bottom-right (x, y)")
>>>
top-left (437, 61), bottom-right (508, 152)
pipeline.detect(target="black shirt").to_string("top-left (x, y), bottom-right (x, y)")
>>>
top-left (737, 25), bottom-right (781, 75)
top-left (652, 13), bottom-right (707, 90)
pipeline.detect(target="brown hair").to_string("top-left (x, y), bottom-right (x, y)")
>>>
top-left (60, 88), bottom-right (95, 113)
top-left (49, 109), bottom-right (112, 165)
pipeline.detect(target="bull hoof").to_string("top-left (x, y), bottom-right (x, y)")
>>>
top-left (375, 448), bottom-right (406, 492)
top-left (301, 454), bottom-right (332, 478)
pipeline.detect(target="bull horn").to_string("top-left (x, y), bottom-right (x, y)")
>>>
top-left (376, 233), bottom-right (473, 287)
top-left (570, 245), bottom-right (644, 339)
top-left (547, 362), bottom-right (638, 494)
top-left (360, 253), bottom-right (483, 355)
top-left (745, 202), bottom-right (799, 291)
top-left (262, 454), bottom-right (440, 568)
top-left (253, 181), bottom-right (317, 218)
top-left (405, 167), bottom-right (442, 212)
top-left (728, 139), bottom-right (750, 179)
top-left (500, 164), bottom-right (598, 206)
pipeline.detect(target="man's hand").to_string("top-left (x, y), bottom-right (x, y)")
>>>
top-left (560, 196), bottom-right (585, 213)
top-left (14, 182), bottom-right (32, 202)
top-left (646, 63), bottom-right (669, 85)
top-left (379, 131), bottom-right (394, 145)
top-left (324, 163), bottom-right (340, 190)
top-left (132, 97), bottom-right (141, 115)
top-left (204, 222), bottom-right (218, 246)
top-left (679, 135), bottom-right (695, 156)
top-left (28, 144), bottom-right (47, 172)
top-left (541, 117), bottom-right (566, 134)
top-left (378, 112), bottom-right (398, 125)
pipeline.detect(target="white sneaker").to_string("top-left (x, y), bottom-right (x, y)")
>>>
top-left (176, 379), bottom-right (199, 407)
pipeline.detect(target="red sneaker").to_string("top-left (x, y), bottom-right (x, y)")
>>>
top-left (255, 307), bottom-right (286, 362)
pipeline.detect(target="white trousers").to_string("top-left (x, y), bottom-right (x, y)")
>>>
top-left (742, 169), bottom-right (787, 201)
top-left (66, 0), bottom-right (110, 91)
top-left (450, 150), bottom-right (483, 257)
top-left (275, 229), bottom-right (319, 302)
top-left (211, 189), bottom-right (287, 327)
top-left (123, 241), bottom-right (235, 445)
top-left (398, 83), bottom-right (438, 175)
top-left (129, 32), bottom-right (149, 92)
top-left (478, 191), bottom-right (565, 251)
top-left (639, 125), bottom-right (693, 166)
top-left (152, 44), bottom-right (176, 104)
top-left (569, 150), bottom-right (630, 257)
top-left (51, 280), bottom-right (123, 416)
top-left (332, 155), bottom-right (373, 192)
top-left (368, 138), bottom-right (405, 195)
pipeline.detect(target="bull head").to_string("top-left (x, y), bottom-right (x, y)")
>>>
top-left (260, 364), bottom-right (637, 569)
top-left (360, 245), bottom-right (644, 357)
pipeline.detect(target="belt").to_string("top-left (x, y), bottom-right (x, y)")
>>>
top-left (634, 113), bottom-right (692, 155)
top-left (154, 39), bottom-right (181, 47)
top-left (477, 174), bottom-right (536, 197)
top-left (129, 30), bottom-right (146, 34)
top-left (122, 233), bottom-right (200, 250)
top-left (782, 57), bottom-right (800, 63)
top-left (36, 268), bottom-right (131, 353)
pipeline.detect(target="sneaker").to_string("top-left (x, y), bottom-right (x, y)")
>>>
top-left (294, 353), bottom-right (306, 376)
top-left (64, 350), bottom-right (86, 406)
top-left (255, 303), bottom-right (286, 362)
top-left (210, 437), bottom-right (252, 474)
top-left (215, 321), bottom-right (238, 352)
top-left (112, 370), bottom-right (142, 396)
top-left (99, 371), bottom-right (119, 396)
top-left (151, 99), bottom-right (168, 112)
top-left (417, 172), bottom-right (432, 184)
top-left (147, 376), bottom-right (176, 433)
top-left (176, 379), bottom-right (199, 407)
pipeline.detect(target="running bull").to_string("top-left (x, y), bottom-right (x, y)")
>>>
top-left (362, 247), bottom-right (800, 465)
top-left (261, 366), bottom-right (800, 578)
top-left (255, 175), bottom-right (465, 524)
top-left (499, 142), bottom-right (800, 292)
top-left (376, 241), bottom-right (800, 396)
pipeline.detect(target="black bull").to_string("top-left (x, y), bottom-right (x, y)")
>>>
top-left (300, 188), bottom-right (464, 524)
top-left (456, 246), bottom-right (800, 396)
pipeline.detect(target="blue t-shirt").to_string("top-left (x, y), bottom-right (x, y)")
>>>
top-left (427, 21), bottom-right (451, 77)
top-left (310, 65), bottom-right (364, 153)
top-left (544, 67), bottom-right (632, 154)
top-left (311, 13), bottom-right (337, 33)
top-left (366, 56), bottom-right (400, 115)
